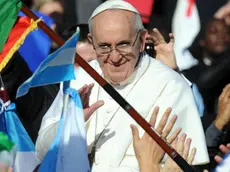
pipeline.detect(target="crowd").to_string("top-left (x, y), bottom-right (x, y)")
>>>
top-left (1, 0), bottom-right (230, 171)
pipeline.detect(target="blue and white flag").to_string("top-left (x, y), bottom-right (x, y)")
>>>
top-left (38, 87), bottom-right (90, 172)
top-left (16, 28), bottom-right (80, 98)
top-left (0, 102), bottom-right (40, 172)
top-left (215, 152), bottom-right (230, 172)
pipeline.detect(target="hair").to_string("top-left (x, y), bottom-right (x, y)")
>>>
top-left (188, 18), bottom-right (227, 59)
top-left (88, 10), bottom-right (144, 35)
top-left (61, 24), bottom-right (90, 42)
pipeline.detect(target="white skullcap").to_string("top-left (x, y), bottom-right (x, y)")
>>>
top-left (89, 0), bottom-right (140, 21)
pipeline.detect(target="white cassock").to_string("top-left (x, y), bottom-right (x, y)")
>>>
top-left (36, 53), bottom-right (209, 172)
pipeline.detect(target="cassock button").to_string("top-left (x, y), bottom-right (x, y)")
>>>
top-left (106, 109), bottom-right (112, 114)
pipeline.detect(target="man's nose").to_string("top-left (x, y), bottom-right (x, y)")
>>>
top-left (109, 49), bottom-right (122, 62)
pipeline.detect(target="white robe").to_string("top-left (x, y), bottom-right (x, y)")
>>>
top-left (36, 54), bottom-right (209, 172)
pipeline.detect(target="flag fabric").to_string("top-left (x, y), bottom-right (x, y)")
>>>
top-left (0, 132), bottom-right (17, 168)
top-left (0, 0), bottom-right (22, 52)
top-left (0, 102), bottom-right (40, 172)
top-left (215, 152), bottom-right (230, 172)
top-left (172, 0), bottom-right (200, 70)
top-left (16, 29), bottom-right (80, 98)
top-left (38, 87), bottom-right (90, 172)
top-left (18, 11), bottom-right (54, 72)
top-left (0, 16), bottom-right (41, 72)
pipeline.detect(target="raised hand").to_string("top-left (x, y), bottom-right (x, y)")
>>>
top-left (0, 163), bottom-right (13, 172)
top-left (214, 84), bottom-right (230, 130)
top-left (78, 83), bottom-right (104, 121)
top-left (215, 2), bottom-right (230, 25)
top-left (214, 143), bottom-right (230, 163)
top-left (131, 106), bottom-right (181, 172)
top-left (161, 134), bottom-right (196, 172)
top-left (147, 28), bottom-right (178, 70)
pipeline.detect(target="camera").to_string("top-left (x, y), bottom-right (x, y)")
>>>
top-left (145, 42), bottom-right (156, 58)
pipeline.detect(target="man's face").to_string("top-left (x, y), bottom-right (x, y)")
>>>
top-left (202, 19), bottom-right (230, 56)
top-left (89, 10), bottom-right (147, 84)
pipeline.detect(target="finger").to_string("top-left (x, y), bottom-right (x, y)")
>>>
top-left (130, 124), bottom-right (140, 144)
top-left (224, 85), bottom-right (230, 101)
top-left (183, 138), bottom-right (192, 159)
top-left (87, 100), bottom-right (104, 116)
top-left (214, 155), bottom-right (223, 164)
top-left (146, 35), bottom-right (158, 45)
top-left (203, 170), bottom-right (209, 172)
top-left (187, 147), bottom-right (196, 165)
top-left (171, 137), bottom-right (178, 149)
top-left (88, 83), bottom-right (94, 90)
top-left (177, 133), bottom-right (187, 155)
top-left (8, 167), bottom-right (13, 172)
top-left (220, 84), bottom-right (230, 99)
top-left (84, 84), bottom-right (95, 106)
top-left (227, 143), bottom-right (230, 149)
top-left (156, 107), bottom-right (172, 134)
top-left (161, 115), bottom-right (178, 139)
top-left (81, 85), bottom-right (91, 107)
top-left (149, 106), bottom-right (159, 127)
top-left (153, 28), bottom-right (166, 44)
top-left (167, 127), bottom-right (182, 144)
top-left (78, 84), bottom-right (87, 95)
top-left (169, 33), bottom-right (175, 44)
top-left (0, 163), bottom-right (7, 172)
top-left (219, 144), bottom-right (230, 154)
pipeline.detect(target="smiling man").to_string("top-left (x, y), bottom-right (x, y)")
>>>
top-left (36, 0), bottom-right (209, 171)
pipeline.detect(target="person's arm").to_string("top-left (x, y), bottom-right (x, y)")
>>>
top-left (205, 84), bottom-right (230, 147)
top-left (205, 122), bottom-right (223, 147)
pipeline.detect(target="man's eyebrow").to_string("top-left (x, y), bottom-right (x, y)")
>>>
top-left (97, 42), bottom-right (111, 46)
top-left (117, 40), bottom-right (132, 44)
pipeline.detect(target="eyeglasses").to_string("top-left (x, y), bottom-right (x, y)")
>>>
top-left (93, 30), bottom-right (142, 56)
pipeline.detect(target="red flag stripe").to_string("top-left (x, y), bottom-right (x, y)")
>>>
top-left (0, 16), bottom-right (31, 63)
top-left (186, 0), bottom-right (195, 17)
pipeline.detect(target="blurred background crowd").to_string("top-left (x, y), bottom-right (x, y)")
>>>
top-left (3, 0), bottom-right (230, 171)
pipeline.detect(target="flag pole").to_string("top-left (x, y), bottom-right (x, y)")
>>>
top-left (20, 4), bottom-right (194, 172)
top-left (0, 73), bottom-right (10, 103)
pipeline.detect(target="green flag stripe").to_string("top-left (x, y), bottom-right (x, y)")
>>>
top-left (0, 0), bottom-right (22, 52)
top-left (0, 132), bottom-right (15, 152)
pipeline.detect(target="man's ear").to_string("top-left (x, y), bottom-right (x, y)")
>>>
top-left (88, 33), bottom-right (93, 44)
top-left (139, 29), bottom-right (148, 52)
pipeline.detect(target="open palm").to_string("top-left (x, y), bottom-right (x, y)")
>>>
top-left (78, 83), bottom-right (104, 121)
top-left (147, 28), bottom-right (177, 70)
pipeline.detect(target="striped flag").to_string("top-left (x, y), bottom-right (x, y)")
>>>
top-left (16, 27), bottom-right (90, 171)
top-left (0, 16), bottom-right (40, 72)
top-left (0, 0), bottom-right (22, 52)
top-left (172, 0), bottom-right (200, 70)
top-left (0, 102), bottom-right (40, 172)
top-left (16, 29), bottom-right (80, 98)
top-left (38, 87), bottom-right (90, 172)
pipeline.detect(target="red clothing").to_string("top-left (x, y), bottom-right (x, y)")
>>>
top-left (124, 0), bottom-right (154, 24)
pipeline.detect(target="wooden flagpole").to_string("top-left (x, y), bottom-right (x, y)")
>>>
top-left (20, 4), bottom-right (194, 172)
